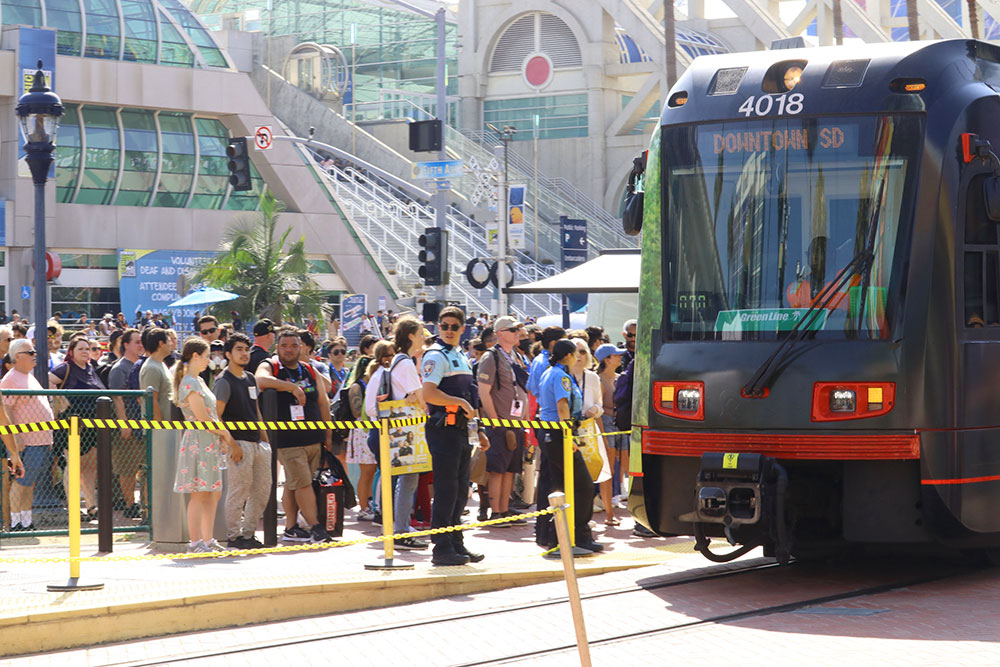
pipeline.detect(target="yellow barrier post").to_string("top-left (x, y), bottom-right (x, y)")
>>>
top-left (548, 490), bottom-right (592, 667)
top-left (562, 424), bottom-right (576, 547)
top-left (365, 417), bottom-right (413, 571)
top-left (48, 415), bottom-right (104, 591)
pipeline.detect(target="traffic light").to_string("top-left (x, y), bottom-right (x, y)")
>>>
top-left (226, 137), bottom-right (252, 191)
top-left (418, 227), bottom-right (449, 286)
top-left (409, 119), bottom-right (442, 153)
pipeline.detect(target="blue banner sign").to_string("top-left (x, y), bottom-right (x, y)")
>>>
top-left (560, 217), bottom-right (588, 315)
top-left (340, 294), bottom-right (367, 346)
top-left (118, 249), bottom-right (216, 324)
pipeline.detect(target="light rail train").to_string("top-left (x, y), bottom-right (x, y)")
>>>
top-left (625, 39), bottom-right (1000, 562)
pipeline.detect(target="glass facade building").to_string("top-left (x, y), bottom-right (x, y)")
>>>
top-left (1, 0), bottom-right (230, 66)
top-left (194, 0), bottom-right (458, 116)
top-left (55, 104), bottom-right (264, 210)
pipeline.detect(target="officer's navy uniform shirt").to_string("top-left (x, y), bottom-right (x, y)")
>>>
top-left (422, 341), bottom-right (480, 414)
top-left (537, 362), bottom-right (582, 422)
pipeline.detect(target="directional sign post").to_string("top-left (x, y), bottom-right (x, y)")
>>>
top-left (254, 125), bottom-right (273, 151)
top-left (413, 159), bottom-right (463, 181)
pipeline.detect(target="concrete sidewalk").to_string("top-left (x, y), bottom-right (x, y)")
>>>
top-left (0, 504), bottom-right (690, 656)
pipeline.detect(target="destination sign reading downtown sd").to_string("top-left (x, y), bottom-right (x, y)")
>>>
top-left (703, 122), bottom-right (856, 156)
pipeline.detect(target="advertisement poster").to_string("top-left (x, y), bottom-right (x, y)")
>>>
top-left (377, 399), bottom-right (432, 475)
top-left (507, 184), bottom-right (526, 249)
top-left (118, 249), bottom-right (216, 324)
top-left (340, 293), bottom-right (367, 346)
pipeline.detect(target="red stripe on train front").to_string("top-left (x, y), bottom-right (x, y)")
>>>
top-left (642, 430), bottom-right (919, 460)
top-left (921, 474), bottom-right (1000, 485)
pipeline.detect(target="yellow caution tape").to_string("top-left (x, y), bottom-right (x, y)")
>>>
top-left (0, 507), bottom-right (559, 563)
top-left (0, 419), bottom-right (69, 436)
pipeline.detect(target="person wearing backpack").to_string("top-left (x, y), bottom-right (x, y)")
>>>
top-left (255, 328), bottom-right (333, 544)
top-left (364, 317), bottom-right (428, 551)
top-left (344, 356), bottom-right (377, 520)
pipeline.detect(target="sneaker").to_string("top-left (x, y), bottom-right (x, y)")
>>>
top-left (504, 510), bottom-right (528, 525)
top-left (243, 536), bottom-right (266, 549)
top-left (10, 523), bottom-right (24, 532)
top-left (454, 543), bottom-right (485, 563)
top-left (489, 510), bottom-right (512, 526)
top-left (394, 536), bottom-right (429, 550)
top-left (227, 537), bottom-right (248, 549)
top-left (358, 507), bottom-right (377, 521)
top-left (309, 524), bottom-right (333, 543)
top-left (372, 513), bottom-right (382, 525)
top-left (509, 497), bottom-right (531, 510)
top-left (123, 503), bottom-right (143, 519)
top-left (632, 524), bottom-right (657, 538)
top-left (187, 541), bottom-right (209, 554)
top-left (205, 539), bottom-right (229, 552)
top-left (282, 525), bottom-right (311, 542)
top-left (477, 507), bottom-right (489, 522)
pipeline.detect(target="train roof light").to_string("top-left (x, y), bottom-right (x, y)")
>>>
top-left (668, 91), bottom-right (688, 107)
top-left (762, 59), bottom-right (807, 93)
top-left (889, 77), bottom-right (927, 93)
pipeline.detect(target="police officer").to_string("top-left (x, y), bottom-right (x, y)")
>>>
top-left (534, 338), bottom-right (601, 554)
top-left (422, 306), bottom-right (490, 566)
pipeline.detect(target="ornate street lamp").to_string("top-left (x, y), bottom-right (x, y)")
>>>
top-left (16, 60), bottom-right (64, 385)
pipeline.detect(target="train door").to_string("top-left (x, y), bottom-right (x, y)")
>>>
top-left (955, 138), bottom-right (1000, 533)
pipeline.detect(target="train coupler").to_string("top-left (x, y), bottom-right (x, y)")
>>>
top-left (679, 452), bottom-right (791, 563)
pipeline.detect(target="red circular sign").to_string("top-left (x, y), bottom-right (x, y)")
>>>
top-left (524, 54), bottom-right (552, 89)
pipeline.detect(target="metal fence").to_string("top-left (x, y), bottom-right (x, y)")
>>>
top-left (0, 389), bottom-right (153, 540)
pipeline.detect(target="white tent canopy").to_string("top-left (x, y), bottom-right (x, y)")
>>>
top-left (505, 249), bottom-right (640, 294)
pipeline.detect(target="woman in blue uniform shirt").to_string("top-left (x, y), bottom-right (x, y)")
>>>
top-left (534, 339), bottom-right (602, 554)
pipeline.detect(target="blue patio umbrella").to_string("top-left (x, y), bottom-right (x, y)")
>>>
top-left (166, 286), bottom-right (241, 309)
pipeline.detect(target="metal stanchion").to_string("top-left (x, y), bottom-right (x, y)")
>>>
top-left (261, 389), bottom-right (278, 547)
top-left (548, 491), bottom-right (592, 667)
top-left (95, 397), bottom-right (113, 553)
top-left (366, 417), bottom-right (413, 570)
top-left (48, 415), bottom-right (104, 591)
top-left (562, 425), bottom-right (576, 546)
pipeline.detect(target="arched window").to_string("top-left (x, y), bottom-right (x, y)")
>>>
top-left (490, 11), bottom-right (581, 72)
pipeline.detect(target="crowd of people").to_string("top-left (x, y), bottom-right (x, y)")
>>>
top-left (0, 305), bottom-right (650, 561)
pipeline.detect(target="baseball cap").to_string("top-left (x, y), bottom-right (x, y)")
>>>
top-left (594, 343), bottom-right (625, 362)
top-left (494, 315), bottom-right (522, 332)
top-left (253, 318), bottom-right (275, 336)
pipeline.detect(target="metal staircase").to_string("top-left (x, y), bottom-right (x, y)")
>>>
top-left (298, 144), bottom-right (561, 319)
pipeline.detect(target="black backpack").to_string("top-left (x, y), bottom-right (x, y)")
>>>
top-left (613, 359), bottom-right (634, 432)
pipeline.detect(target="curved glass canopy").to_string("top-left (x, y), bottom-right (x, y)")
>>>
top-left (2, 0), bottom-right (231, 68)
top-left (56, 103), bottom-right (263, 210)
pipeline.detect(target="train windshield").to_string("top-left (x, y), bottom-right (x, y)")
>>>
top-left (664, 114), bottom-right (923, 341)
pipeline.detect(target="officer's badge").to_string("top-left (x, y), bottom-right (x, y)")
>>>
top-left (423, 360), bottom-right (435, 376)
top-left (561, 376), bottom-right (571, 391)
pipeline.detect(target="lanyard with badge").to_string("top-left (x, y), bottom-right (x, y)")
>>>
top-left (287, 364), bottom-right (308, 420)
top-left (495, 347), bottom-right (525, 418)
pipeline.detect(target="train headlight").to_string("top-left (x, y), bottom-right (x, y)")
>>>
top-left (677, 389), bottom-right (702, 413)
top-left (830, 389), bottom-right (857, 413)
top-left (783, 65), bottom-right (804, 91)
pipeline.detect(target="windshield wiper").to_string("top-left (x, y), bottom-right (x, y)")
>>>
top-left (742, 178), bottom-right (887, 398)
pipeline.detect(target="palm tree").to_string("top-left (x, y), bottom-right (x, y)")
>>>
top-left (907, 0), bottom-right (920, 41)
top-left (665, 0), bottom-right (677, 89)
top-left (193, 191), bottom-right (328, 325)
top-left (968, 0), bottom-right (980, 39)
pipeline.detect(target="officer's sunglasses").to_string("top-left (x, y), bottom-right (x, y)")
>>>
top-left (438, 322), bottom-right (463, 332)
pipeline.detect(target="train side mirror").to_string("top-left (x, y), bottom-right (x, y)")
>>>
top-left (985, 176), bottom-right (1000, 222)
top-left (622, 152), bottom-right (647, 236)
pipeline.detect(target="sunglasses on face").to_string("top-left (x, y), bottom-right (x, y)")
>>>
top-left (90, 346), bottom-right (101, 352)
top-left (624, 332), bottom-right (636, 338)
top-left (438, 323), bottom-right (462, 332)
top-left (330, 349), bottom-right (346, 356)
top-left (200, 327), bottom-right (218, 335)
top-left (18, 350), bottom-right (36, 357)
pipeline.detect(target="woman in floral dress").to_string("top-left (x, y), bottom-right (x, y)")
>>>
top-left (173, 337), bottom-right (234, 554)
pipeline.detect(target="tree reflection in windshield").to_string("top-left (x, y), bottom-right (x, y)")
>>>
top-left (665, 115), bottom-right (923, 341)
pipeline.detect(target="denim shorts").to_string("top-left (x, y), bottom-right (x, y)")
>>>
top-left (16, 446), bottom-right (51, 487)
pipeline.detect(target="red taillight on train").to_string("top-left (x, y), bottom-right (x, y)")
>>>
top-left (653, 381), bottom-right (705, 420)
top-left (811, 382), bottom-right (895, 422)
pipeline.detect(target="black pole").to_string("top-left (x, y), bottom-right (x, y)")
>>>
top-left (95, 397), bottom-right (113, 553)
top-left (261, 388), bottom-right (278, 546)
top-left (31, 176), bottom-right (49, 387)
